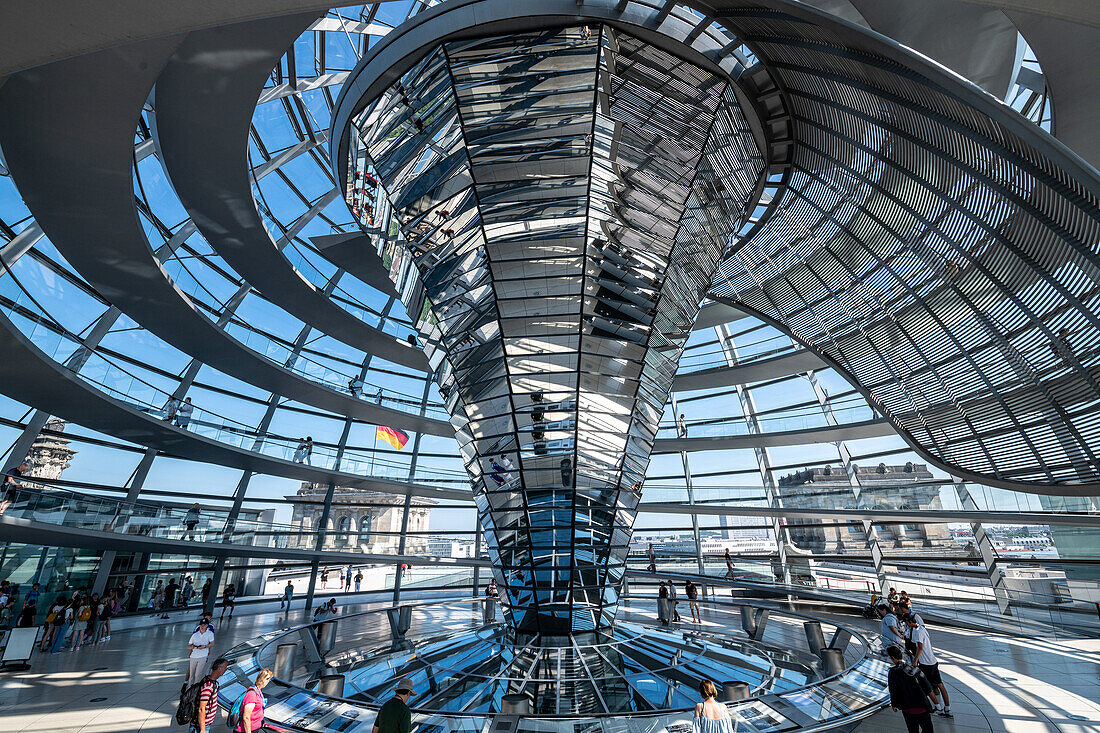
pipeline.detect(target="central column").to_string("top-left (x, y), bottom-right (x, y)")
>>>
top-left (342, 21), bottom-right (762, 634)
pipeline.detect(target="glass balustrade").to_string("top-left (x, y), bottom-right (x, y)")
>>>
top-left (678, 332), bottom-right (802, 371)
top-left (656, 404), bottom-right (878, 439)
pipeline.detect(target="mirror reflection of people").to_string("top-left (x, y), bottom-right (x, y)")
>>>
top-left (560, 457), bottom-right (572, 488)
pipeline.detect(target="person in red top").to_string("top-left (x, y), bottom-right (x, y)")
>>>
top-left (191, 657), bottom-right (229, 733)
top-left (236, 668), bottom-right (273, 733)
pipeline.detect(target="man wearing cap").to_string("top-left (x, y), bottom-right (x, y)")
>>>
top-left (373, 678), bottom-right (415, 733)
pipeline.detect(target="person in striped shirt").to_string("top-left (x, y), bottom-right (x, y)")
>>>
top-left (192, 657), bottom-right (229, 733)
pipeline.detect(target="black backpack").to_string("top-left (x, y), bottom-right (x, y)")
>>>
top-left (175, 678), bottom-right (209, 726)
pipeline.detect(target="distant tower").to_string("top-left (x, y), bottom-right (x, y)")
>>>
top-left (24, 418), bottom-right (77, 483)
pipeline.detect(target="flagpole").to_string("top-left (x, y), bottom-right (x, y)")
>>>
top-left (370, 428), bottom-right (378, 476)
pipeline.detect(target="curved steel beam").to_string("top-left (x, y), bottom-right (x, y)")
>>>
top-left (152, 14), bottom-right (429, 371)
top-left (311, 233), bottom-right (399, 297)
top-left (0, 308), bottom-right (467, 501)
top-left (672, 349), bottom-right (825, 391)
top-left (0, 40), bottom-right (451, 437)
top-left (651, 419), bottom-right (894, 453)
top-left (4, 0), bottom-right (1100, 78)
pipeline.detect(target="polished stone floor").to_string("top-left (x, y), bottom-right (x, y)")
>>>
top-left (0, 600), bottom-right (1096, 733)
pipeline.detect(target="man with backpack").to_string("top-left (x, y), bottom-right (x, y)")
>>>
top-left (177, 656), bottom-right (229, 733)
top-left (887, 645), bottom-right (938, 732)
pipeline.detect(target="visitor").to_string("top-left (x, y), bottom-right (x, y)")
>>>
top-left (668, 579), bottom-right (681, 622)
top-left (321, 568), bottom-right (329, 587)
top-left (195, 607), bottom-right (216, 629)
top-left (176, 397), bottom-right (194, 429)
top-left (657, 581), bottom-right (670, 626)
top-left (897, 590), bottom-right (913, 614)
top-left (1, 461), bottom-right (29, 515)
top-left (16, 597), bottom-right (35, 627)
top-left (344, 569), bottom-right (353, 592)
top-left (95, 591), bottom-right (115, 642)
top-left (877, 602), bottom-right (905, 653)
top-left (647, 543), bottom-right (656, 573)
top-left (293, 437), bottom-right (313, 465)
top-left (724, 549), bottom-right (734, 579)
top-left (187, 656), bottom-right (229, 733)
top-left (220, 584), bottom-right (236, 620)
top-left (313, 598), bottom-right (338, 621)
top-left (485, 579), bottom-right (498, 597)
top-left (693, 679), bottom-right (733, 733)
top-left (906, 617), bottom-right (951, 717)
top-left (348, 376), bottom-right (364, 398)
top-left (887, 587), bottom-right (900, 608)
top-left (280, 580), bottom-right (294, 611)
top-left (678, 414), bottom-right (687, 438)
top-left (41, 595), bottom-right (67, 652)
top-left (886, 645), bottom-right (937, 733)
top-left (201, 578), bottom-right (211, 607)
top-left (184, 503), bottom-right (201, 540)
top-left (49, 598), bottom-right (74, 653)
top-left (355, 569), bottom-right (363, 592)
top-left (233, 668), bottom-right (272, 733)
top-left (70, 595), bottom-right (91, 651)
top-left (185, 618), bottom-right (216, 689)
top-left (372, 678), bottom-right (415, 733)
top-left (181, 577), bottom-right (195, 608)
top-left (85, 593), bottom-right (100, 644)
top-left (686, 580), bottom-right (701, 623)
top-left (152, 580), bottom-right (165, 612)
top-left (163, 577), bottom-right (180, 618)
top-left (23, 581), bottom-right (39, 611)
top-left (162, 397), bottom-right (180, 422)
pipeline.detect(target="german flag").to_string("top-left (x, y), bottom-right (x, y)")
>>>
top-left (377, 426), bottom-right (409, 450)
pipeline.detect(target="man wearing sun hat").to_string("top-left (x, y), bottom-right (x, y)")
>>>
top-left (373, 678), bottom-right (416, 733)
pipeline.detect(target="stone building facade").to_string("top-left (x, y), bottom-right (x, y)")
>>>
top-left (777, 463), bottom-right (953, 552)
top-left (288, 483), bottom-right (433, 555)
top-left (23, 418), bottom-right (77, 486)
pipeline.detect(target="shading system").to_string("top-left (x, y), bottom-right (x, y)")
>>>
top-left (341, 23), bottom-right (762, 634)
